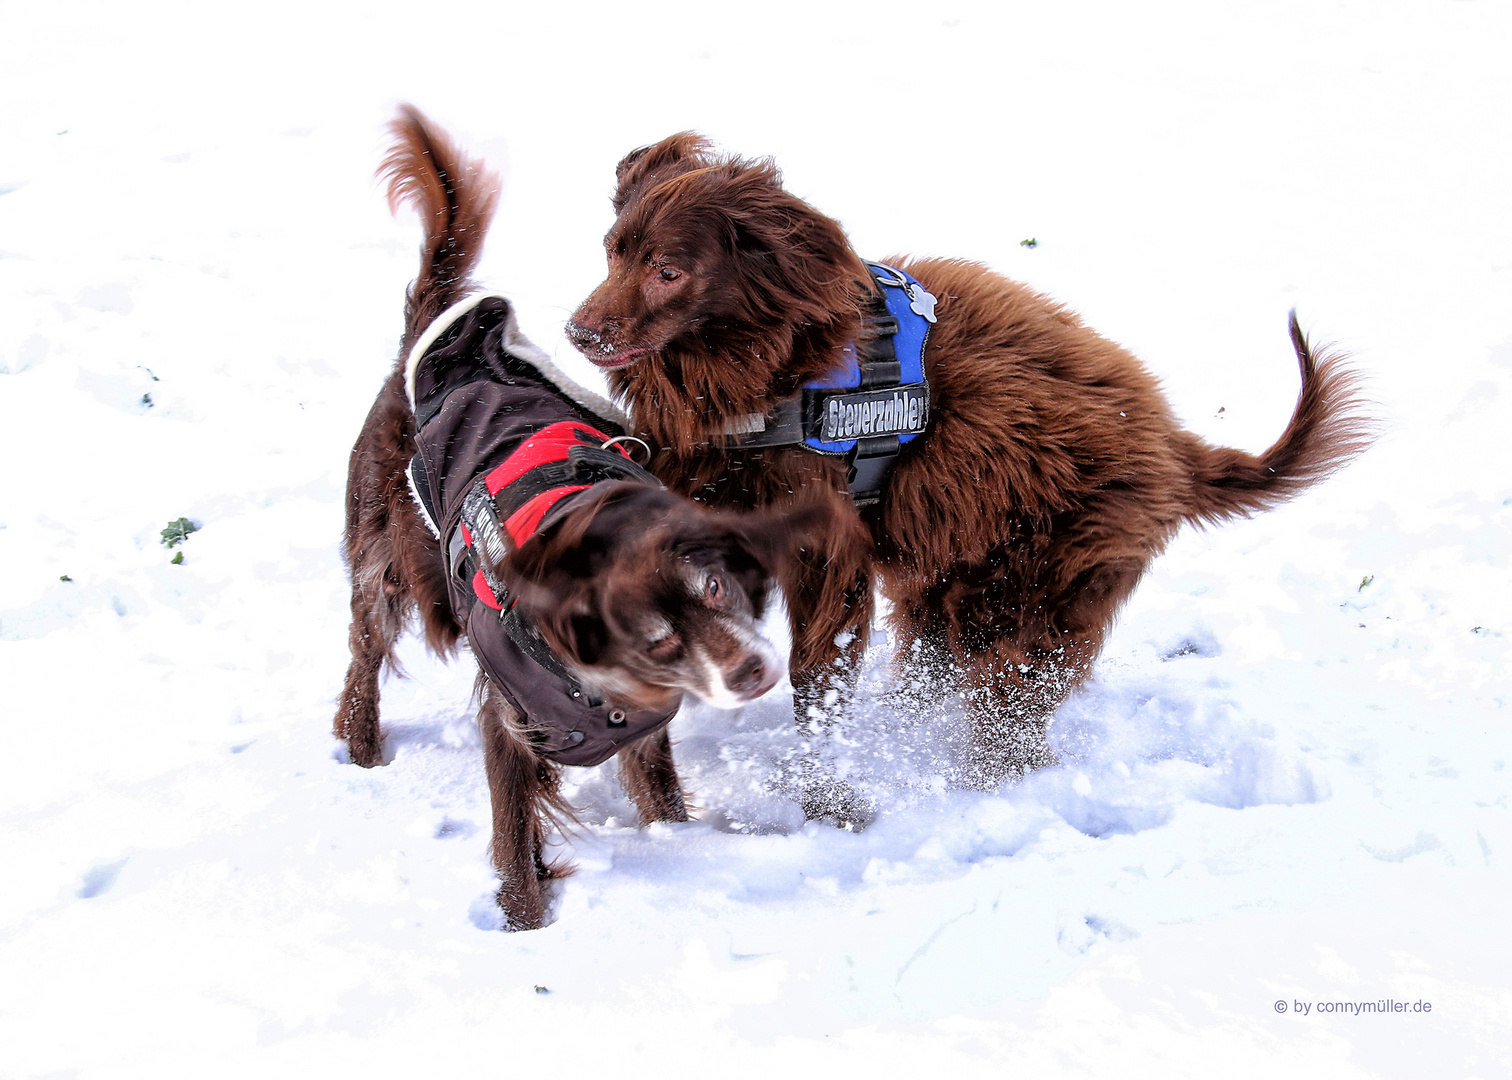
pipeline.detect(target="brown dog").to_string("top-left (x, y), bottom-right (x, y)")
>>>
top-left (334, 110), bottom-right (800, 929)
top-left (567, 133), bottom-right (1372, 801)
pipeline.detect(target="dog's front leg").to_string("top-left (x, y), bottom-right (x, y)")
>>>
top-left (780, 508), bottom-right (875, 825)
top-left (478, 681), bottom-right (564, 930)
top-left (617, 728), bottom-right (689, 824)
top-left (784, 538), bottom-right (874, 732)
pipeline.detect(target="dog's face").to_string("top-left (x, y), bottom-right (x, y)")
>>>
top-left (503, 482), bottom-right (800, 713)
top-left (565, 132), bottom-right (866, 374)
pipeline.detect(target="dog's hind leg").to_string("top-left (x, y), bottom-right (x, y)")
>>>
top-left (333, 373), bottom-right (425, 768)
top-left (957, 640), bottom-right (1091, 786)
top-left (333, 556), bottom-right (402, 768)
top-left (937, 549), bottom-right (1148, 788)
top-left (617, 728), bottom-right (689, 824)
top-left (478, 680), bottom-right (568, 931)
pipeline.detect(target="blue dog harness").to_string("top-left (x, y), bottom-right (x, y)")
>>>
top-left (721, 262), bottom-right (935, 504)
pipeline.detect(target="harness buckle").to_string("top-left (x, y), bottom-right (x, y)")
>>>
top-left (846, 435), bottom-right (900, 504)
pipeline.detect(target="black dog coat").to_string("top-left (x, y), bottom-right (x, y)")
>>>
top-left (405, 294), bottom-right (677, 766)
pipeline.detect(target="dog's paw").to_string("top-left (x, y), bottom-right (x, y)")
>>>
top-left (347, 736), bottom-right (386, 769)
top-left (959, 738), bottom-right (1061, 790)
top-left (493, 885), bottom-right (547, 932)
top-left (799, 777), bottom-right (875, 831)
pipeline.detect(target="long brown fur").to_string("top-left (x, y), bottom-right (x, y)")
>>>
top-left (568, 134), bottom-right (1374, 792)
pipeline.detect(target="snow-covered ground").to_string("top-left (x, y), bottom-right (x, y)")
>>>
top-left (3, 2), bottom-right (1509, 1076)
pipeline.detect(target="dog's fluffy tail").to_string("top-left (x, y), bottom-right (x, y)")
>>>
top-left (378, 104), bottom-right (499, 357)
top-left (1180, 312), bottom-right (1374, 526)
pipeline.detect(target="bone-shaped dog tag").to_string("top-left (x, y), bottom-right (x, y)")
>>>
top-left (906, 282), bottom-right (938, 323)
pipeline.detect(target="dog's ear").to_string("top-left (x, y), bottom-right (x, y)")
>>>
top-left (501, 505), bottom-right (612, 670)
top-left (503, 486), bottom-right (620, 589)
top-left (710, 166), bottom-right (871, 329)
top-left (613, 132), bottom-right (712, 213)
top-left (504, 482), bottom-right (682, 594)
top-left (513, 582), bottom-right (609, 670)
top-left (566, 606), bottom-right (610, 667)
top-left (736, 493), bottom-right (834, 567)
top-left (548, 596), bottom-right (610, 668)
top-left (500, 483), bottom-right (673, 667)
top-left (711, 491), bottom-right (845, 607)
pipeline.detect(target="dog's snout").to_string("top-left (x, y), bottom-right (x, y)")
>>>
top-left (565, 319), bottom-right (599, 349)
top-left (566, 313), bottom-right (628, 355)
top-left (727, 652), bottom-right (776, 699)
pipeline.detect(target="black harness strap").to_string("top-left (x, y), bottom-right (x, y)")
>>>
top-left (720, 263), bottom-right (933, 505)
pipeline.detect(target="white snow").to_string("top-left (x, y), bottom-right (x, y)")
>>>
top-left (2, 1), bottom-right (1510, 1076)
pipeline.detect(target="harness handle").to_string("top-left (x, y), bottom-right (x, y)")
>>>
top-left (869, 264), bottom-right (910, 290)
top-left (600, 434), bottom-right (652, 465)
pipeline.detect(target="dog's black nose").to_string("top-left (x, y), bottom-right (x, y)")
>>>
top-left (727, 653), bottom-right (775, 699)
top-left (565, 320), bottom-right (597, 349)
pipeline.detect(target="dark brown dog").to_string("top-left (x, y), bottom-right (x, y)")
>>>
top-left (567, 133), bottom-right (1373, 799)
top-left (334, 110), bottom-right (800, 929)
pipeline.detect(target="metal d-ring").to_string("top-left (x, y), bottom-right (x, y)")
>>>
top-left (600, 435), bottom-right (652, 465)
top-left (869, 263), bottom-right (910, 290)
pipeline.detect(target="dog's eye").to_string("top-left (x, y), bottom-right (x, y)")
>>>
top-left (646, 634), bottom-right (683, 662)
top-left (705, 574), bottom-right (726, 605)
top-left (657, 267), bottom-right (682, 282)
